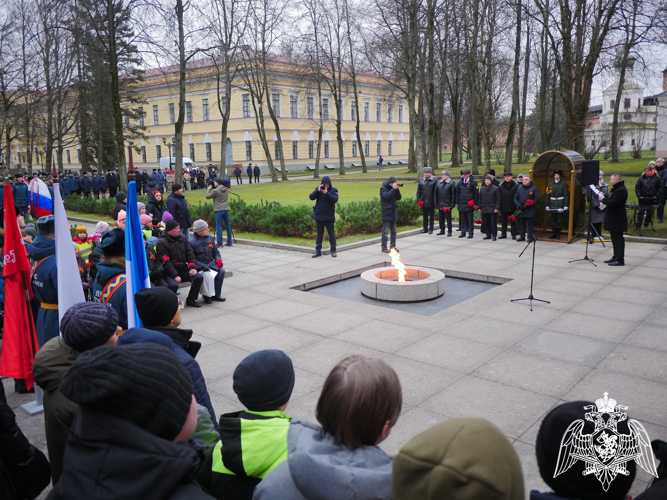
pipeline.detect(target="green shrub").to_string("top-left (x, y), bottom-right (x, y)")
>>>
top-left (64, 193), bottom-right (148, 216)
top-left (396, 197), bottom-right (421, 225)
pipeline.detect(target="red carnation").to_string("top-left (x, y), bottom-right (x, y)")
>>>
top-left (509, 215), bottom-right (517, 222)
top-left (216, 259), bottom-right (223, 267)
top-left (526, 199), bottom-right (534, 206)
top-left (162, 255), bottom-right (170, 261)
top-left (418, 200), bottom-right (424, 208)
top-left (187, 262), bottom-right (196, 268)
top-left (467, 199), bottom-right (474, 207)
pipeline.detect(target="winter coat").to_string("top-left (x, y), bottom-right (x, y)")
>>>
top-left (253, 166), bottom-right (260, 177)
top-left (99, 176), bottom-right (108, 191)
top-left (234, 167), bottom-right (242, 178)
top-left (380, 181), bottom-right (402, 221)
top-left (47, 408), bottom-right (214, 500)
top-left (156, 230), bottom-right (197, 279)
top-left (514, 182), bottom-right (541, 218)
top-left (91, 176), bottom-right (102, 192)
top-left (253, 419), bottom-right (393, 500)
top-left (602, 180), bottom-right (628, 233)
top-left (635, 170), bottom-right (664, 201)
top-left (26, 236), bottom-right (59, 347)
top-left (68, 177), bottom-right (78, 193)
top-left (456, 178), bottom-right (479, 212)
top-left (0, 399), bottom-right (51, 500)
top-left (106, 173), bottom-right (118, 190)
top-left (590, 181), bottom-right (609, 224)
top-left (117, 328), bottom-right (218, 430)
top-left (479, 183), bottom-right (501, 214)
top-left (146, 199), bottom-right (166, 226)
top-left (92, 261), bottom-right (128, 330)
top-left (141, 172), bottom-right (150, 185)
top-left (189, 233), bottom-right (222, 270)
top-left (145, 180), bottom-right (159, 201)
top-left (435, 178), bottom-right (457, 210)
top-left (80, 176), bottom-right (92, 193)
top-left (47, 183), bottom-right (65, 201)
top-left (416, 176), bottom-right (437, 209)
top-left (155, 171), bottom-right (166, 187)
top-left (12, 182), bottom-right (29, 208)
top-left (112, 202), bottom-right (127, 222)
top-left (246, 166), bottom-right (253, 177)
top-left (33, 336), bottom-right (80, 484)
top-left (206, 184), bottom-right (229, 212)
top-left (61, 178), bottom-right (70, 195)
top-left (167, 192), bottom-right (192, 229)
top-left (88, 245), bottom-right (104, 281)
top-left (498, 180), bottom-right (518, 213)
top-left (545, 180), bottom-right (570, 211)
top-left (146, 242), bottom-right (166, 283)
top-left (309, 176), bottom-right (339, 222)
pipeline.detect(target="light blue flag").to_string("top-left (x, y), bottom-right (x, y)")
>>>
top-left (125, 181), bottom-right (151, 328)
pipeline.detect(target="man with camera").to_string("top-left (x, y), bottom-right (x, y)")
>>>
top-left (309, 176), bottom-right (338, 258)
top-left (417, 167), bottom-right (437, 234)
top-left (435, 170), bottom-right (456, 236)
top-left (206, 177), bottom-right (233, 247)
top-left (635, 163), bottom-right (664, 232)
top-left (380, 176), bottom-right (402, 253)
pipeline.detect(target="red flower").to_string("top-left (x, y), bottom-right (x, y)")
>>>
top-left (467, 200), bottom-right (474, 207)
top-left (509, 215), bottom-right (517, 222)
top-left (526, 199), bottom-right (534, 206)
top-left (418, 200), bottom-right (424, 208)
top-left (216, 259), bottom-right (223, 267)
top-left (443, 207), bottom-right (450, 213)
top-left (187, 262), bottom-right (196, 268)
top-left (162, 255), bottom-right (170, 261)
top-left (474, 219), bottom-right (483, 224)
top-left (85, 262), bottom-right (93, 267)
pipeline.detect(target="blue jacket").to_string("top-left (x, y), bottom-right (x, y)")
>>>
top-left (26, 236), bottom-right (59, 347)
top-left (514, 182), bottom-right (541, 218)
top-left (47, 183), bottom-right (64, 200)
top-left (92, 262), bottom-right (128, 329)
top-left (68, 177), bottom-right (78, 192)
top-left (189, 233), bottom-right (222, 270)
top-left (118, 327), bottom-right (218, 429)
top-left (80, 176), bottom-right (92, 192)
top-left (12, 182), bottom-right (29, 208)
top-left (167, 192), bottom-right (192, 228)
top-left (380, 181), bottom-right (402, 221)
top-left (456, 178), bottom-right (479, 212)
top-left (100, 176), bottom-right (108, 191)
top-left (61, 178), bottom-right (70, 195)
top-left (91, 176), bottom-right (102, 191)
top-left (309, 176), bottom-right (338, 222)
top-left (155, 172), bottom-right (166, 187)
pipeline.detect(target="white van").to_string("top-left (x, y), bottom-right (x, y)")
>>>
top-left (159, 157), bottom-right (196, 170)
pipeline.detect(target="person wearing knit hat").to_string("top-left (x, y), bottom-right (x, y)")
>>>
top-left (534, 401), bottom-right (636, 500)
top-left (167, 182), bottom-right (193, 239)
top-left (116, 209), bottom-right (126, 229)
top-left (189, 220), bottom-right (226, 303)
top-left (127, 291), bottom-right (219, 428)
top-left (201, 350), bottom-right (295, 500)
top-left (111, 191), bottom-right (127, 221)
top-left (162, 210), bottom-right (174, 223)
top-left (49, 344), bottom-right (214, 500)
top-left (392, 418), bottom-right (524, 500)
top-left (72, 225), bottom-right (94, 264)
top-left (140, 213), bottom-right (155, 239)
top-left (92, 228), bottom-right (129, 329)
top-left (33, 302), bottom-right (121, 484)
top-left (137, 201), bottom-right (147, 215)
top-left (157, 217), bottom-right (204, 308)
top-left (91, 220), bottom-right (109, 242)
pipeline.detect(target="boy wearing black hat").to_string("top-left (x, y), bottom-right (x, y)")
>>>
top-left (49, 344), bottom-right (214, 500)
top-left (33, 302), bottom-right (121, 484)
top-left (546, 169), bottom-right (569, 239)
top-left (92, 228), bottom-right (129, 329)
top-left (200, 349), bottom-right (295, 500)
top-left (26, 215), bottom-right (59, 347)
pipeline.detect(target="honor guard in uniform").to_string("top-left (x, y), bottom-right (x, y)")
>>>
top-left (26, 215), bottom-right (59, 347)
top-left (546, 169), bottom-right (569, 239)
top-left (92, 228), bottom-right (128, 330)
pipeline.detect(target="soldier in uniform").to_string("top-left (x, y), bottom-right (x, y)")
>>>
top-left (26, 215), bottom-right (59, 347)
top-left (92, 228), bottom-right (128, 330)
top-left (545, 169), bottom-right (569, 240)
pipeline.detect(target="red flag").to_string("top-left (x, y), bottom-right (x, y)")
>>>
top-left (1, 186), bottom-right (39, 389)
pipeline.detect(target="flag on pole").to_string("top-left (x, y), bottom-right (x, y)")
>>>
top-left (125, 147), bottom-right (151, 328)
top-left (52, 170), bottom-right (85, 322)
top-left (28, 177), bottom-right (53, 218)
top-left (0, 186), bottom-right (39, 389)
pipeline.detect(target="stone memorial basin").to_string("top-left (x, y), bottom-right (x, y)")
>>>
top-left (360, 266), bottom-right (445, 302)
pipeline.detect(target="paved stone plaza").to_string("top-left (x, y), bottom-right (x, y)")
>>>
top-left (5, 232), bottom-right (667, 498)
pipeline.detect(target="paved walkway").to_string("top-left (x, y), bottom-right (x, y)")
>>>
top-left (6, 232), bottom-right (667, 498)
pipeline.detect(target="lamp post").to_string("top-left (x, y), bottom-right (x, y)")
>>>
top-left (162, 136), bottom-right (175, 170)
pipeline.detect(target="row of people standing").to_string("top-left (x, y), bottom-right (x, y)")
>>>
top-left (233, 164), bottom-right (261, 184)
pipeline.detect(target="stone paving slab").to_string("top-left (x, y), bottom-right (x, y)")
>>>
top-left (7, 234), bottom-right (667, 499)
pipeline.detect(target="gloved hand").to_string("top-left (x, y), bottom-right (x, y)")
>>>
top-left (564, 206), bottom-right (568, 211)
top-left (216, 259), bottom-right (223, 267)
top-left (418, 200), bottom-right (424, 208)
top-left (525, 199), bottom-right (534, 206)
top-left (200, 265), bottom-right (210, 272)
top-left (545, 206), bottom-right (550, 212)
top-left (467, 199), bottom-right (474, 208)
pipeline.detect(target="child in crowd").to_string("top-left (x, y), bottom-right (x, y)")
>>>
top-left (91, 221), bottom-right (110, 242)
top-left (392, 418), bottom-right (524, 500)
top-left (74, 242), bottom-right (93, 300)
top-left (72, 225), bottom-right (94, 264)
top-left (116, 210), bottom-right (126, 229)
top-left (200, 349), bottom-right (295, 500)
top-left (141, 214), bottom-right (155, 239)
top-left (253, 355), bottom-right (402, 500)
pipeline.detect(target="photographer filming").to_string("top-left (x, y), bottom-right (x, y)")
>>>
top-left (310, 176), bottom-right (338, 258)
top-left (206, 177), bottom-right (233, 248)
top-left (380, 176), bottom-right (403, 253)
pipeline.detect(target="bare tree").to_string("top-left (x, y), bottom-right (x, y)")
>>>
top-left (503, 0), bottom-right (522, 172)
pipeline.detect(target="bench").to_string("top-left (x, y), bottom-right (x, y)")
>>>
top-left (399, 160), bottom-right (408, 165)
top-left (388, 161), bottom-right (398, 165)
top-left (275, 166), bottom-right (288, 173)
top-left (305, 165), bottom-right (316, 171)
top-left (324, 164), bottom-right (336, 170)
top-left (350, 162), bottom-right (363, 167)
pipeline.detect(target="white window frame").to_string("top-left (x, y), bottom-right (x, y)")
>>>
top-left (376, 102), bottom-right (382, 122)
top-left (245, 141), bottom-right (252, 160)
top-left (156, 145), bottom-right (162, 159)
top-left (324, 141), bottom-right (330, 158)
top-left (365, 140), bottom-right (370, 156)
top-left (351, 99), bottom-right (357, 121)
top-left (364, 101), bottom-right (370, 122)
top-left (289, 94), bottom-right (298, 118)
top-left (352, 141), bottom-right (357, 157)
top-left (377, 140), bottom-right (381, 155)
top-left (153, 105), bottom-right (159, 125)
top-left (189, 143), bottom-right (195, 161)
top-left (138, 106), bottom-right (144, 127)
top-left (398, 103), bottom-right (404, 123)
top-left (306, 95), bottom-right (315, 120)
top-left (292, 141), bottom-right (298, 159)
top-left (309, 140), bottom-right (314, 159)
top-left (388, 103), bottom-right (393, 123)
top-left (186, 101), bottom-right (193, 123)
top-left (388, 140), bottom-right (393, 156)
top-left (169, 103), bottom-right (175, 124)
top-left (321, 97), bottom-right (330, 120)
top-left (271, 93), bottom-right (281, 117)
top-left (141, 146), bottom-right (147, 162)
top-left (242, 94), bottom-right (250, 118)
top-left (205, 143), bottom-right (212, 161)
top-left (202, 99), bottom-right (209, 121)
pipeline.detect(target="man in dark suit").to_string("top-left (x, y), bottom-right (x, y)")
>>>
top-left (599, 173), bottom-right (628, 266)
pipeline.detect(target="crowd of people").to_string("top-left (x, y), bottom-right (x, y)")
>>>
top-left (3, 298), bottom-right (666, 500)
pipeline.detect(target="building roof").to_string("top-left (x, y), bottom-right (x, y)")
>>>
top-left (588, 104), bottom-right (603, 113)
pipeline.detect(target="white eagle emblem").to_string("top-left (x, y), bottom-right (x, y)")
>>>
top-left (554, 392), bottom-right (658, 491)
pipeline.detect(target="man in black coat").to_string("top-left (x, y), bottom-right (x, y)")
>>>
top-left (167, 183), bottom-right (193, 239)
top-left (635, 164), bottom-right (664, 232)
top-left (514, 174), bottom-right (540, 242)
top-left (141, 170), bottom-right (150, 194)
top-left (253, 164), bottom-right (260, 183)
top-left (488, 169), bottom-right (500, 186)
top-left (416, 167), bottom-right (437, 234)
top-left (111, 191), bottom-right (127, 222)
top-left (498, 172), bottom-right (518, 239)
top-left (479, 176), bottom-right (501, 240)
top-left (599, 173), bottom-right (628, 266)
top-left (309, 175), bottom-right (338, 258)
top-left (456, 168), bottom-right (479, 238)
top-left (246, 163), bottom-right (253, 184)
top-left (106, 169), bottom-right (118, 197)
top-left (435, 170), bottom-right (456, 236)
top-left (380, 176), bottom-right (402, 252)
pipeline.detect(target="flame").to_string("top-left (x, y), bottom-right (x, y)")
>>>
top-left (390, 248), bottom-right (406, 282)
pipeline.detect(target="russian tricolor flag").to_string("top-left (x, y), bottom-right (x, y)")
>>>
top-left (28, 178), bottom-right (53, 218)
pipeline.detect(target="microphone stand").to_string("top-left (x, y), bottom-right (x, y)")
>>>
top-left (569, 188), bottom-right (605, 267)
top-left (512, 211), bottom-right (552, 311)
